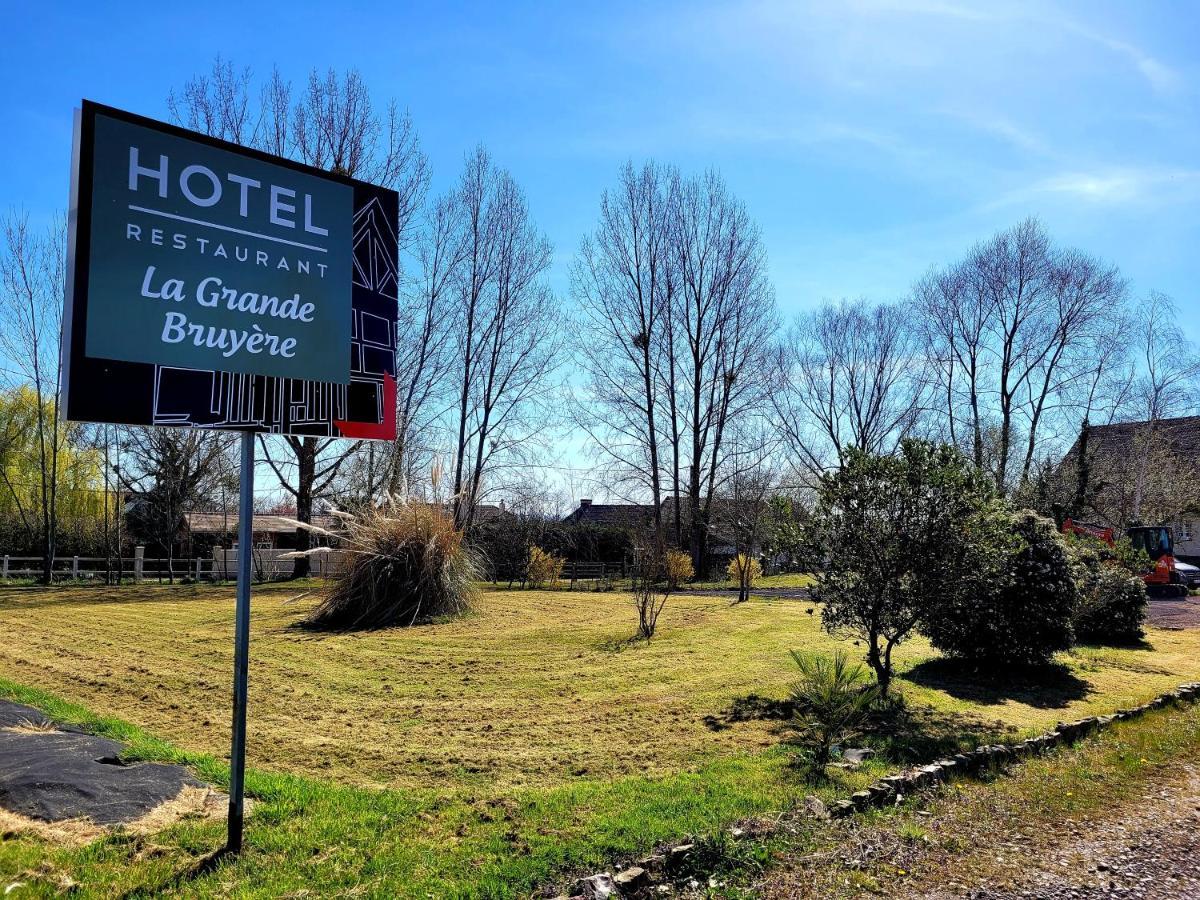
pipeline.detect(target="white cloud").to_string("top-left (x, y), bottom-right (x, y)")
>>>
top-left (1052, 15), bottom-right (1183, 95)
top-left (987, 168), bottom-right (1200, 209)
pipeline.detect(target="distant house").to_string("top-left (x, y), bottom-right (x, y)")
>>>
top-left (1059, 416), bottom-right (1200, 562)
top-left (562, 499), bottom-right (656, 529)
top-left (561, 497), bottom-right (764, 565)
top-left (183, 512), bottom-right (342, 551)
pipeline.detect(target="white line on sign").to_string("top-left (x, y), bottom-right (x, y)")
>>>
top-left (127, 205), bottom-right (330, 253)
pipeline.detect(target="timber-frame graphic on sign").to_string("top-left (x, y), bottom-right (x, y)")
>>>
top-left (63, 101), bottom-right (399, 440)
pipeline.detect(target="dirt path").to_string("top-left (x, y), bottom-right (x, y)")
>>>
top-left (1147, 596), bottom-right (1200, 629)
top-left (908, 764), bottom-right (1200, 899)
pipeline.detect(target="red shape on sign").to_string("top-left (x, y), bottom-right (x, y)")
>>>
top-left (335, 373), bottom-right (396, 440)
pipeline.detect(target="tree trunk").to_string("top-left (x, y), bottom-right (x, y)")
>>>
top-left (292, 438), bottom-right (317, 579)
top-left (867, 635), bottom-right (891, 697)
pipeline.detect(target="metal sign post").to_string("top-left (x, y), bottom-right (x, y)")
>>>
top-left (226, 431), bottom-right (254, 853)
top-left (60, 101), bottom-right (400, 856)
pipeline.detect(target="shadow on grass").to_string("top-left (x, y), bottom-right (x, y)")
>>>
top-left (862, 697), bottom-right (1011, 763)
top-left (595, 634), bottom-right (648, 653)
top-left (115, 845), bottom-right (233, 900)
top-left (706, 691), bottom-right (1011, 764)
top-left (902, 657), bottom-right (1093, 709)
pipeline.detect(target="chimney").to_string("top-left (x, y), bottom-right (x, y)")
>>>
top-left (580, 498), bottom-right (592, 508)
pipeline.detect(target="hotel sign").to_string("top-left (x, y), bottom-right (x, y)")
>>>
top-left (62, 101), bottom-right (399, 438)
top-left (76, 106), bottom-right (351, 383)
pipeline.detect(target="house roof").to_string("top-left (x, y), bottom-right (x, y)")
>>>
top-left (184, 512), bottom-right (341, 534)
top-left (1064, 416), bottom-right (1200, 465)
top-left (562, 500), bottom-right (655, 528)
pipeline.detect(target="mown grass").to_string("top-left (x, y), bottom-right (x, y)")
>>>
top-left (683, 572), bottom-right (816, 591)
top-left (0, 582), bottom-right (1198, 896)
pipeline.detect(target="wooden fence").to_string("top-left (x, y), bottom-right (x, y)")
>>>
top-left (3, 550), bottom-right (622, 587)
top-left (0, 546), bottom-right (343, 582)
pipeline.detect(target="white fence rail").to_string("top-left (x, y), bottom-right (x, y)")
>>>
top-left (209, 548), bottom-right (343, 580)
top-left (0, 546), bottom-right (345, 582)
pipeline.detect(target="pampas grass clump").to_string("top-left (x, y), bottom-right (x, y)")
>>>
top-left (294, 504), bottom-right (480, 630)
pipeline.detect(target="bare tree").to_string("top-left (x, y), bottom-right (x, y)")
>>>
top-left (170, 59), bottom-right (428, 243)
top-left (1127, 292), bottom-right (1200, 521)
top-left (120, 428), bottom-right (234, 583)
top-left (573, 162), bottom-right (678, 530)
top-left (670, 171), bottom-right (776, 573)
top-left (916, 218), bottom-right (1127, 492)
top-left (916, 261), bottom-right (990, 465)
top-left (1015, 249), bottom-right (1125, 483)
top-left (773, 300), bottom-right (924, 484)
top-left (170, 59), bottom-right (430, 576)
top-left (0, 213), bottom-right (66, 583)
top-left (724, 449), bottom-right (778, 603)
top-left (572, 167), bottom-right (776, 569)
top-left (447, 148), bottom-right (560, 531)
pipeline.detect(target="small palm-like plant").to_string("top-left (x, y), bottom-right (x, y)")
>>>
top-left (784, 649), bottom-right (880, 775)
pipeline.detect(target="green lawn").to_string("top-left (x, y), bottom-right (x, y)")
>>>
top-left (0, 581), bottom-right (1198, 897)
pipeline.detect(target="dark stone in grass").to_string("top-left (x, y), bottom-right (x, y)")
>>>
top-left (636, 854), bottom-right (663, 874)
top-left (850, 790), bottom-right (873, 810)
top-left (664, 844), bottom-right (694, 871)
top-left (801, 795), bottom-right (830, 820)
top-left (867, 782), bottom-right (894, 803)
top-left (573, 873), bottom-right (615, 899)
top-left (614, 867), bottom-right (649, 891)
top-left (830, 800), bottom-right (856, 818)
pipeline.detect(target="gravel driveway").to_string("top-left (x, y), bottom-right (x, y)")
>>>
top-left (1146, 596), bottom-right (1200, 629)
top-left (920, 764), bottom-right (1200, 899)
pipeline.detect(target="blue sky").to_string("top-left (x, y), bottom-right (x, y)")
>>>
top-left (3, 1), bottom-right (1198, 328)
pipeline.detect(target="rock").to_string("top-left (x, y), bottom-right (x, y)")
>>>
top-left (830, 799), bottom-right (856, 818)
top-left (850, 790), bottom-right (873, 810)
top-left (842, 747), bottom-right (875, 765)
top-left (919, 764), bottom-right (945, 783)
top-left (574, 873), bottom-right (616, 899)
top-left (868, 782), bottom-right (894, 803)
top-left (664, 844), bottom-right (694, 871)
top-left (636, 855), bottom-right (663, 874)
top-left (801, 794), bottom-right (829, 820)
top-left (614, 867), bottom-right (649, 891)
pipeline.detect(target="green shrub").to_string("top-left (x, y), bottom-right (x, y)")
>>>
top-left (784, 650), bottom-right (879, 775)
top-left (1074, 567), bottom-right (1147, 642)
top-left (923, 507), bottom-right (1076, 665)
top-left (1068, 534), bottom-right (1147, 642)
top-left (302, 505), bottom-right (479, 630)
top-left (812, 439), bottom-right (995, 695)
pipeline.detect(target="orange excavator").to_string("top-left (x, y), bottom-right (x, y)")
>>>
top-left (1062, 519), bottom-right (1189, 598)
